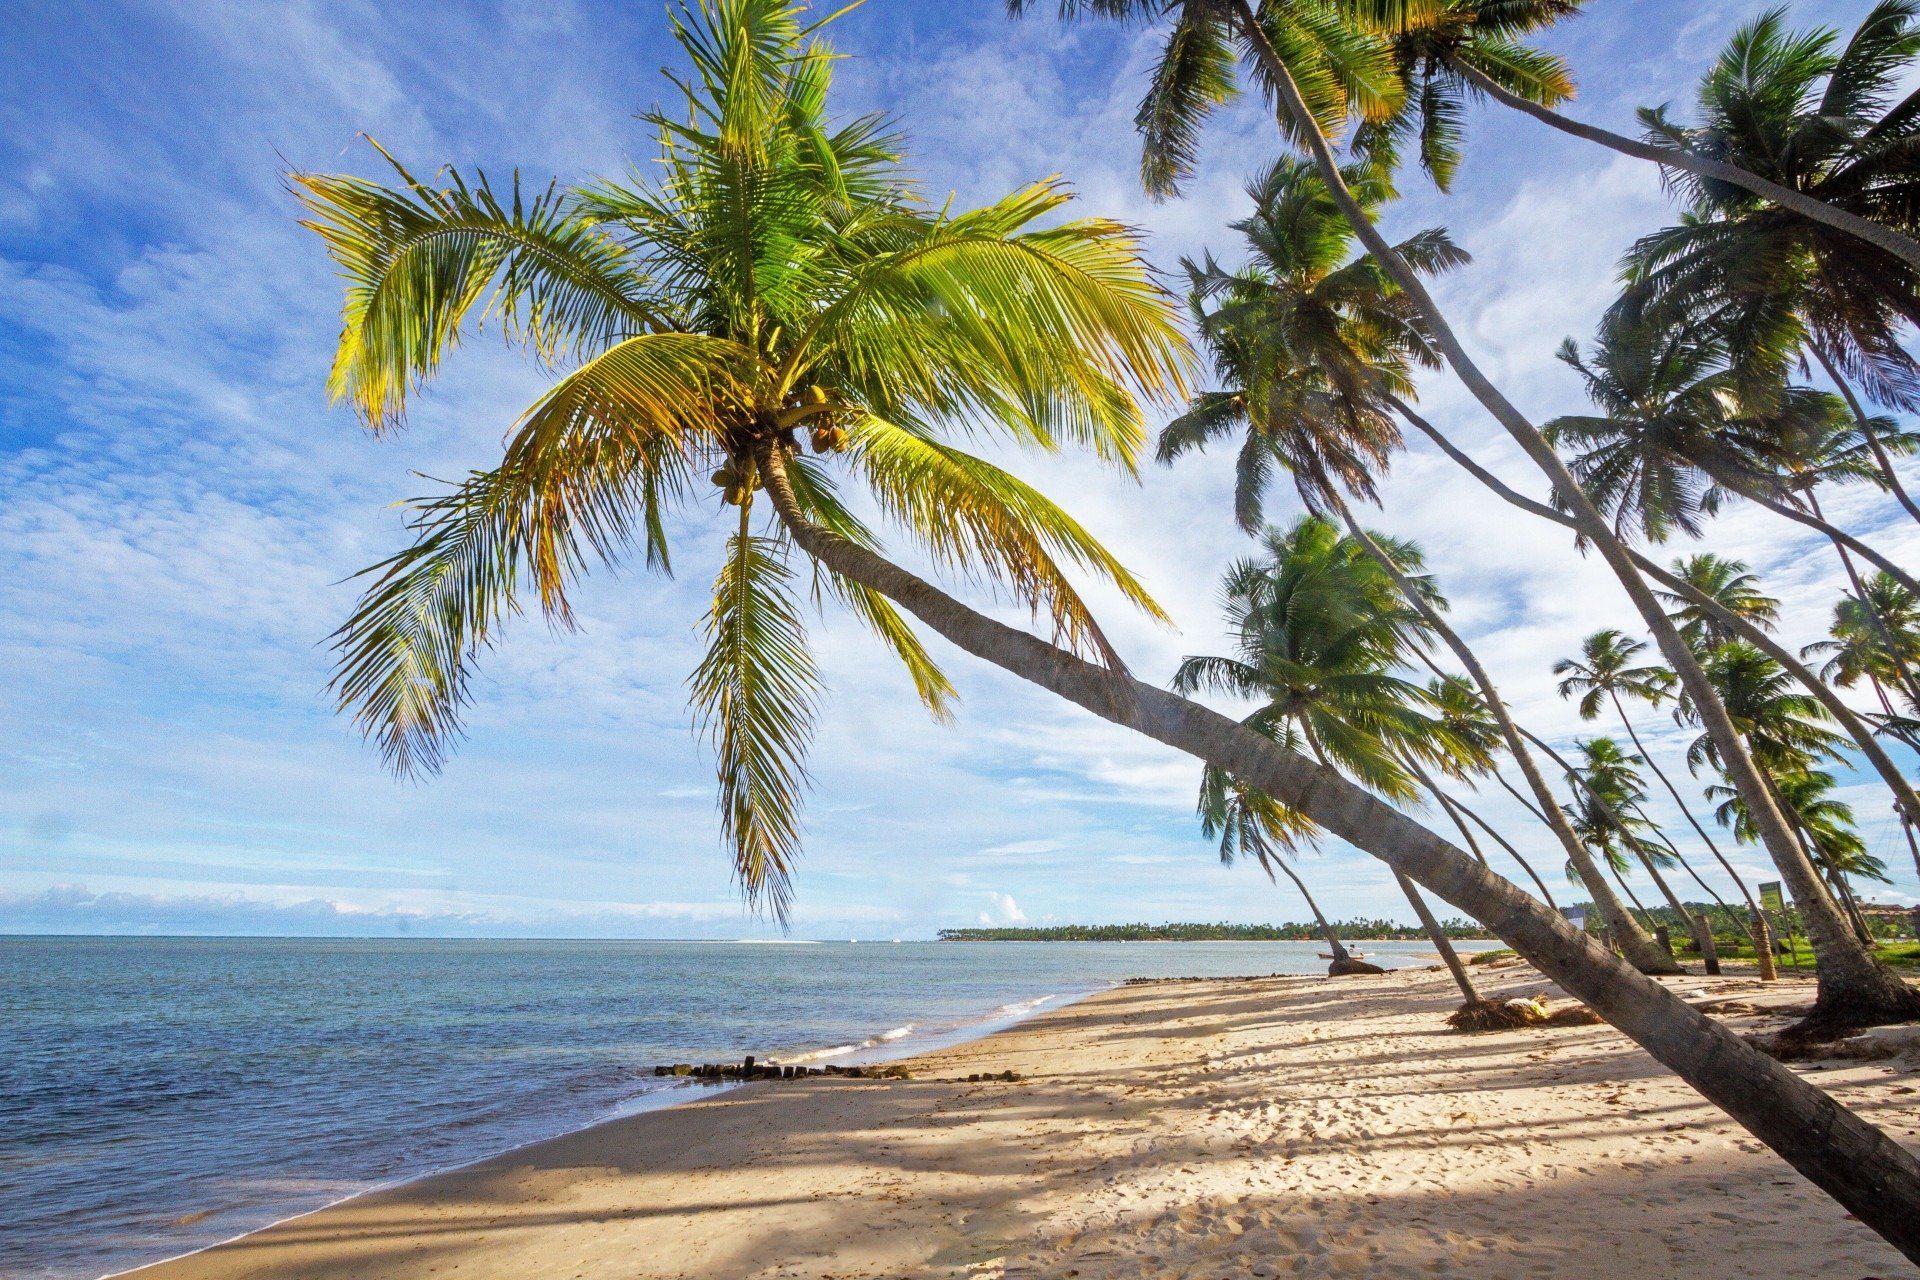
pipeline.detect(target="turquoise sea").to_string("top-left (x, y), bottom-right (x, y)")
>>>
top-left (0, 936), bottom-right (1458, 1279)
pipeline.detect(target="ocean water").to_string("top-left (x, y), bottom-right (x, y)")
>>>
top-left (0, 936), bottom-right (1456, 1279)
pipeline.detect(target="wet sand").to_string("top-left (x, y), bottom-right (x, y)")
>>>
top-left (124, 960), bottom-right (1920, 1279)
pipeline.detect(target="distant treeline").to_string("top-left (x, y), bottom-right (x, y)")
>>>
top-left (937, 919), bottom-right (1497, 942)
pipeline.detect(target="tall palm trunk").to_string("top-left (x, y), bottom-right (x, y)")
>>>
top-left (1458, 784), bottom-right (1560, 908)
top-left (1272, 857), bottom-right (1352, 963)
top-left (1325, 496), bottom-right (1680, 974)
top-left (1396, 870), bottom-right (1480, 1003)
top-left (1225, 0), bottom-right (1915, 1026)
top-left (759, 441), bottom-right (1920, 1255)
top-left (1442, 58), bottom-right (1920, 275)
top-left (1607, 690), bottom-right (1758, 914)
top-left (1395, 398), bottom-right (1920, 834)
top-left (1810, 345), bottom-right (1920, 527)
top-left (1696, 458), bottom-right (1920, 598)
top-left (1804, 489), bottom-right (1920, 708)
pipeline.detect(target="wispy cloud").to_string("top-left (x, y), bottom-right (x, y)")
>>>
top-left (1, 0), bottom-right (1913, 944)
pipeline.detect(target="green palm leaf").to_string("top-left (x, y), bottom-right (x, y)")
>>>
top-left (689, 533), bottom-right (821, 923)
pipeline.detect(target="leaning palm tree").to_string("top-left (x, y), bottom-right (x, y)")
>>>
top-left (1162, 153), bottom-right (1676, 973)
top-left (1369, 0), bottom-right (1920, 272)
top-left (1567, 737), bottom-right (1713, 962)
top-left (1546, 314), bottom-right (1919, 597)
top-left (302, 0), bottom-right (1920, 1249)
top-left (301, 1), bottom-right (1194, 921)
top-left (1176, 516), bottom-right (1490, 1006)
top-left (1621, 2), bottom-right (1920, 519)
top-left (1805, 572), bottom-right (1920, 742)
top-left (1016, 0), bottom-right (1919, 1031)
top-left (1712, 768), bottom-right (1885, 946)
top-left (1406, 403), bottom-right (1920, 834)
top-left (1656, 554), bottom-right (1783, 652)
top-left (1555, 630), bottom-right (1760, 918)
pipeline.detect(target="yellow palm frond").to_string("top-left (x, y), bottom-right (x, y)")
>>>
top-left (851, 415), bottom-right (1171, 666)
top-left (293, 146), bottom-right (662, 431)
top-left (688, 533), bottom-right (820, 923)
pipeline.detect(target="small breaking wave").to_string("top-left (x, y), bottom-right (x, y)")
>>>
top-left (775, 1022), bottom-right (918, 1065)
top-left (994, 995), bottom-right (1056, 1017)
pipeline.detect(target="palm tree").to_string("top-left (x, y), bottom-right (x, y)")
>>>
top-left (1160, 152), bottom-right (1676, 972)
top-left (1805, 572), bottom-right (1920, 745)
top-left (1421, 675), bottom-right (1560, 907)
top-left (1556, 631), bottom-right (1747, 967)
top-left (1568, 737), bottom-right (1712, 961)
top-left (1712, 768), bottom-right (1885, 946)
top-left (1656, 554), bottom-right (1782, 651)
top-left (1620, 3), bottom-right (1920, 520)
top-left (1158, 156), bottom-right (1463, 528)
top-left (1555, 630), bottom-right (1759, 915)
top-left (1017, 0), bottom-right (1918, 1030)
top-left (1547, 314), bottom-right (1920, 599)
top-left (304, 1), bottom-right (1920, 1248)
top-left (1397, 368), bottom-right (1920, 871)
top-left (1175, 516), bottom-right (1483, 1001)
top-left (1369, 0), bottom-right (1920, 272)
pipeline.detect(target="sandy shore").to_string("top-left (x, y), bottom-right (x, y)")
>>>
top-left (125, 961), bottom-right (1920, 1279)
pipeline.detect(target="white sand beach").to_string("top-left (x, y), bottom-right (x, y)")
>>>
top-left (123, 959), bottom-right (1920, 1279)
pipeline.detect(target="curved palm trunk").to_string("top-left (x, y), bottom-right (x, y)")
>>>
top-left (1810, 345), bottom-right (1920, 528)
top-left (1444, 58), bottom-right (1920, 275)
top-left (1455, 786), bottom-right (1559, 908)
top-left (1609, 691), bottom-right (1758, 912)
top-left (1805, 489), bottom-right (1920, 709)
top-left (1395, 398), bottom-right (1920, 833)
top-left (1272, 857), bottom-right (1351, 963)
top-left (1326, 498), bottom-right (1679, 974)
top-left (1229, 0), bottom-right (1917, 1026)
top-left (1698, 458), bottom-right (1920, 599)
top-left (1396, 871), bottom-right (1480, 1003)
top-left (756, 446), bottom-right (1920, 1257)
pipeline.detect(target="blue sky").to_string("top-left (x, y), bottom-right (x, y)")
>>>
top-left (3, 0), bottom-right (1917, 939)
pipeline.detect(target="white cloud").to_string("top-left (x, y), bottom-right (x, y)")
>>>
top-left (1, 0), bottom-right (1915, 946)
top-left (986, 891), bottom-right (1027, 925)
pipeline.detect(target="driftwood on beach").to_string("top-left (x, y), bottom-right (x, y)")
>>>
top-left (651, 1056), bottom-right (916, 1083)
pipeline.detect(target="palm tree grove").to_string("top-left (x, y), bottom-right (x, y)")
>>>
top-left (14, 1), bottom-right (1920, 1277)
top-left (283, 0), bottom-right (1920, 1263)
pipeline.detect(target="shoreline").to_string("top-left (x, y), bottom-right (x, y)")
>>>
top-left (95, 949), bottom-right (1461, 1280)
top-left (99, 985), bottom-right (1106, 1280)
top-left (117, 961), bottom-right (1919, 1279)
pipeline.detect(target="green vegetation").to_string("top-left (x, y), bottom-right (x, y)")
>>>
top-left (938, 920), bottom-right (1495, 943)
top-left (300, 0), bottom-right (1920, 1250)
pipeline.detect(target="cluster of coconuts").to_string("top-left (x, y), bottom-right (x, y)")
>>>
top-left (711, 461), bottom-right (761, 507)
top-left (708, 391), bottom-right (851, 505)
top-left (803, 386), bottom-right (850, 455)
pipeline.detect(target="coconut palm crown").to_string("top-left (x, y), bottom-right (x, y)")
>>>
top-left (296, 0), bottom-right (1189, 920)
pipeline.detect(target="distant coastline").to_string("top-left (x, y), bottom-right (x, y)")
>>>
top-left (938, 921), bottom-right (1497, 943)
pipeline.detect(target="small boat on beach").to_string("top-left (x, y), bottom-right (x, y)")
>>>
top-left (1319, 951), bottom-right (1366, 960)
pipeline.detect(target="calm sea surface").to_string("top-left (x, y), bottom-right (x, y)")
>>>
top-left (0, 936), bottom-right (1459, 1279)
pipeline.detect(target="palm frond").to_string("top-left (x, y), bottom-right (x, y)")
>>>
top-left (293, 147), bottom-right (662, 431)
top-left (852, 415), bottom-right (1171, 664)
top-left (688, 532), bottom-right (821, 924)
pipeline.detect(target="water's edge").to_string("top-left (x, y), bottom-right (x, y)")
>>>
top-left (97, 984), bottom-right (1106, 1280)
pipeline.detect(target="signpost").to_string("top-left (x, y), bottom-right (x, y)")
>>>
top-left (1758, 882), bottom-right (1799, 969)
